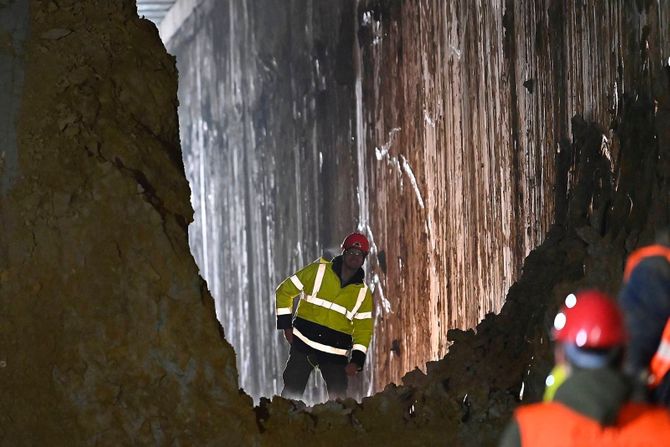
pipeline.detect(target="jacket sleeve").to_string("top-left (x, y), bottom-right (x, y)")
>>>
top-left (275, 261), bottom-right (318, 330)
top-left (618, 257), bottom-right (670, 374)
top-left (350, 287), bottom-right (374, 369)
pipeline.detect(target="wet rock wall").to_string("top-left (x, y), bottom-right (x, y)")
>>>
top-left (256, 1), bottom-right (670, 441)
top-left (166, 0), bottom-right (365, 402)
top-left (166, 0), bottom-right (670, 398)
top-left (357, 0), bottom-right (669, 389)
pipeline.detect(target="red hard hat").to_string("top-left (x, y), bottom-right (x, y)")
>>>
top-left (552, 289), bottom-right (626, 348)
top-left (341, 232), bottom-right (370, 254)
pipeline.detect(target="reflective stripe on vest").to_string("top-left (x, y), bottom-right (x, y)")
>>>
top-left (302, 294), bottom-right (349, 316)
top-left (623, 245), bottom-right (670, 282)
top-left (300, 263), bottom-right (368, 321)
top-left (276, 273), bottom-right (306, 317)
top-left (352, 343), bottom-right (368, 354)
top-left (300, 263), bottom-right (343, 314)
top-left (289, 275), bottom-right (304, 291)
top-left (649, 317), bottom-right (670, 388)
top-left (276, 307), bottom-right (292, 316)
top-left (346, 285), bottom-right (368, 320)
top-left (293, 327), bottom-right (349, 356)
top-left (312, 263), bottom-right (326, 295)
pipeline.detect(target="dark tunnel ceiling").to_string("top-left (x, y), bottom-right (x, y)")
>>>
top-left (136, 0), bottom-right (177, 25)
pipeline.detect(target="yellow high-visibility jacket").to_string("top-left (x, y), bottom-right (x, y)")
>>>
top-left (275, 256), bottom-right (374, 367)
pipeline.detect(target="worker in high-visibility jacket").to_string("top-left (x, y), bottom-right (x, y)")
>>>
top-left (619, 238), bottom-right (670, 406)
top-left (275, 232), bottom-right (374, 400)
top-left (499, 290), bottom-right (670, 447)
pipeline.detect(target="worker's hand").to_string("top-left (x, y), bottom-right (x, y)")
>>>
top-left (283, 328), bottom-right (294, 344)
top-left (345, 362), bottom-right (359, 377)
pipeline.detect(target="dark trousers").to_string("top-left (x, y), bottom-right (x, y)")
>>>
top-left (281, 344), bottom-right (347, 400)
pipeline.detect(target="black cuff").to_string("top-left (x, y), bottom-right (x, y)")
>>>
top-left (351, 349), bottom-right (366, 369)
top-left (277, 314), bottom-right (293, 330)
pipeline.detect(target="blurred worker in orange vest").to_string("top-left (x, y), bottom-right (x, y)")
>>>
top-left (619, 232), bottom-right (670, 406)
top-left (499, 290), bottom-right (670, 447)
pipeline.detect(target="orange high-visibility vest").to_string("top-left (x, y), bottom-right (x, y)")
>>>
top-left (623, 244), bottom-right (670, 388)
top-left (516, 401), bottom-right (670, 446)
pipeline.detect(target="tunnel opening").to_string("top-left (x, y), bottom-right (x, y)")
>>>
top-left (147, 0), bottom-right (670, 413)
top-left (151, 0), bottom-right (557, 408)
top-left (133, 3), bottom-right (670, 445)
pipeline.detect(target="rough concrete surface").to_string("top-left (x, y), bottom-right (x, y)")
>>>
top-left (0, 0), bottom-right (669, 446)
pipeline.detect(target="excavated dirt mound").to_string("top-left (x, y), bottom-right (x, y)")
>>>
top-left (1, 1), bottom-right (257, 444)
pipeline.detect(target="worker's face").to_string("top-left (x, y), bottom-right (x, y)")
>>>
top-left (343, 248), bottom-right (366, 270)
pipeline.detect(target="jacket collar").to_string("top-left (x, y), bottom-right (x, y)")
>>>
top-left (331, 255), bottom-right (365, 287)
top-left (554, 367), bottom-right (632, 426)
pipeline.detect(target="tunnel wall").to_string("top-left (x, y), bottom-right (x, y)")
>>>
top-left (164, 0), bottom-right (670, 396)
top-left (1, 0), bottom-right (669, 445)
top-left (359, 0), bottom-right (670, 388)
top-left (166, 0), bottom-right (363, 402)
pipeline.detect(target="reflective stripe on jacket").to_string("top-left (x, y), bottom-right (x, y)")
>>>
top-left (515, 401), bottom-right (670, 446)
top-left (650, 318), bottom-right (670, 388)
top-left (275, 257), bottom-right (374, 365)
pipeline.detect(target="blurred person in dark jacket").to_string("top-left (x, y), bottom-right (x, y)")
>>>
top-left (619, 229), bottom-right (670, 406)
